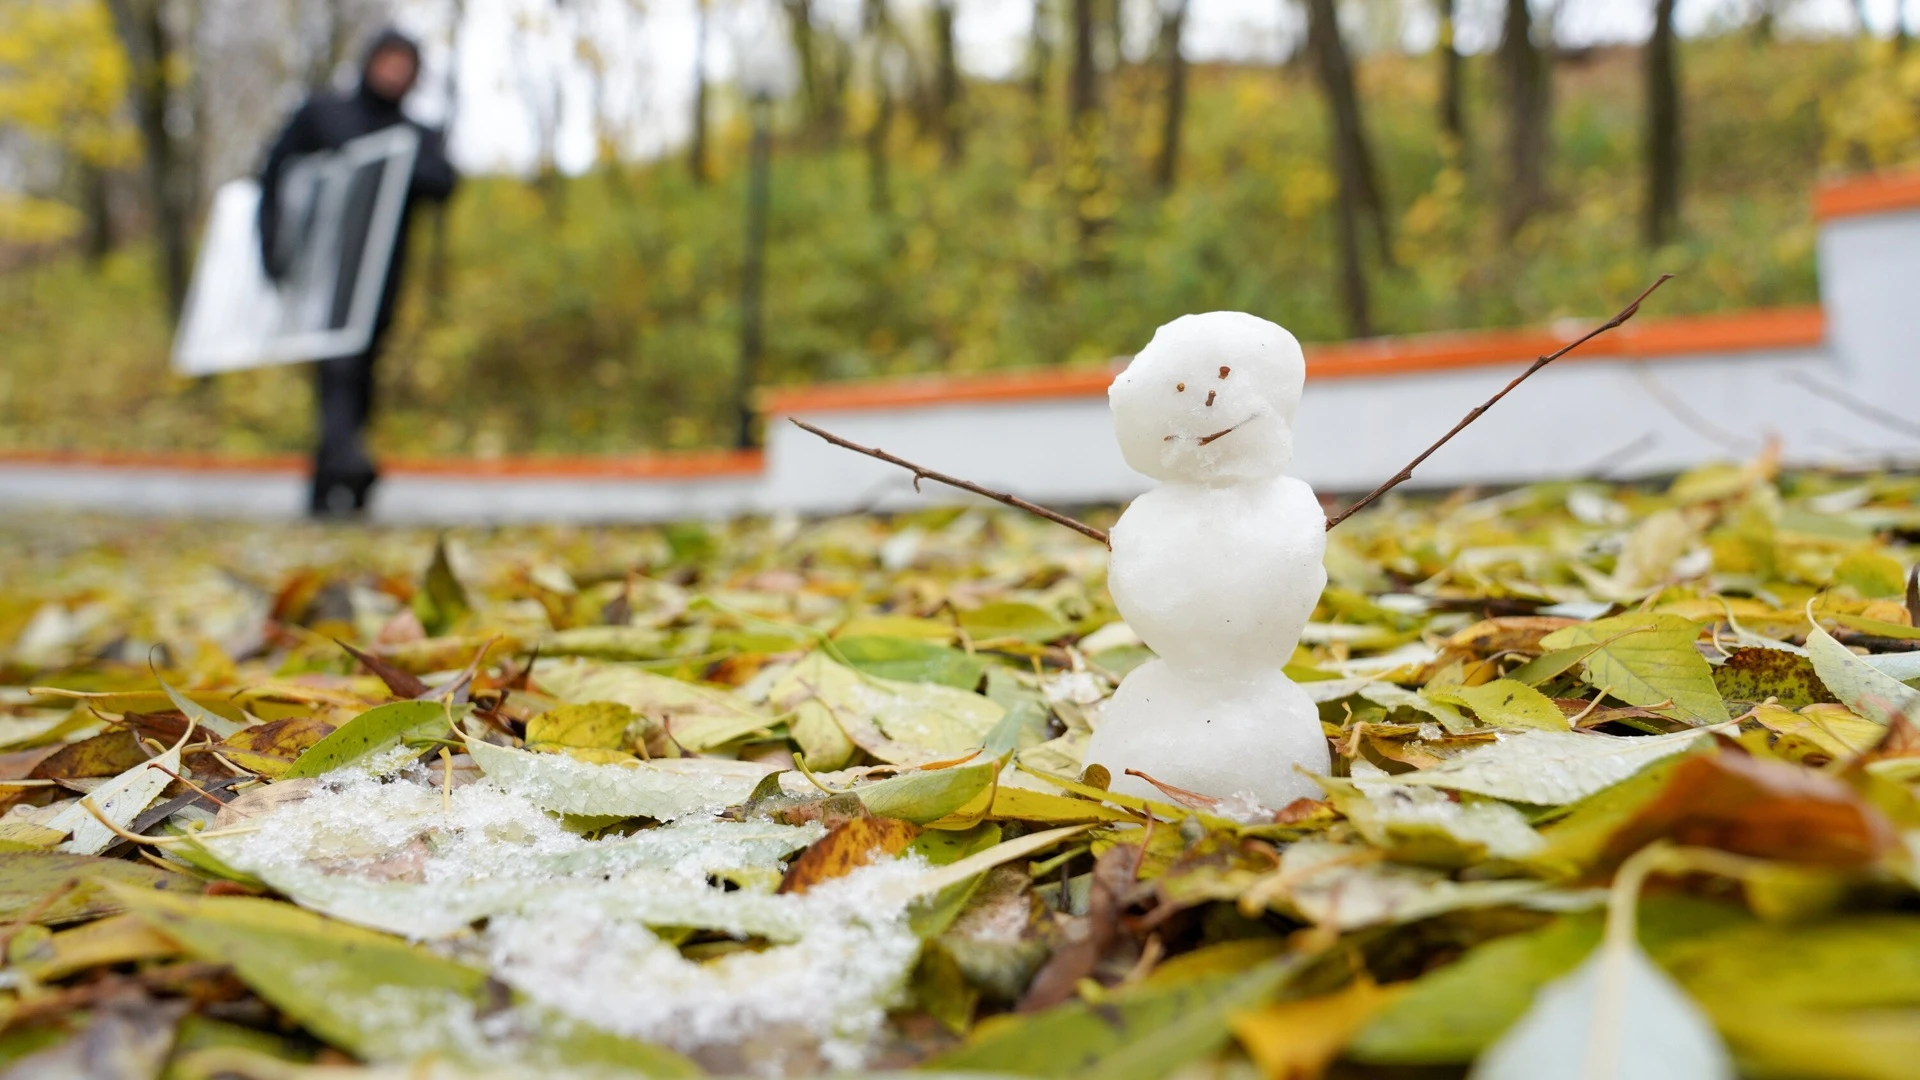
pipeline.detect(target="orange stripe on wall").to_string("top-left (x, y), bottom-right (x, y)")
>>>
top-left (1814, 171), bottom-right (1920, 222)
top-left (763, 306), bottom-right (1826, 414)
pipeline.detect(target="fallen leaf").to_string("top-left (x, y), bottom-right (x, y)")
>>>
top-left (1469, 937), bottom-right (1733, 1080)
top-left (1387, 728), bottom-right (1711, 806)
top-left (1805, 616), bottom-right (1920, 725)
top-left (463, 735), bottom-right (774, 819)
top-left (1539, 614), bottom-right (1731, 725)
top-left (1601, 750), bottom-right (1897, 866)
top-left (281, 700), bottom-right (450, 779)
top-left (777, 815), bottom-right (920, 894)
top-left (1231, 977), bottom-right (1403, 1080)
top-left (932, 958), bottom-right (1302, 1079)
top-left (1712, 648), bottom-right (1836, 708)
top-left (1430, 679), bottom-right (1570, 731)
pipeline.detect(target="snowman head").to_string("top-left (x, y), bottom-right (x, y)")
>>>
top-left (1109, 312), bottom-right (1305, 485)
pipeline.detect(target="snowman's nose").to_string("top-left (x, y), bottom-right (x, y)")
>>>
top-left (1205, 390), bottom-right (1216, 407)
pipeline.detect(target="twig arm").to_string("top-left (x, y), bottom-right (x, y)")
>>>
top-left (1323, 273), bottom-right (1673, 530)
top-left (788, 418), bottom-right (1112, 548)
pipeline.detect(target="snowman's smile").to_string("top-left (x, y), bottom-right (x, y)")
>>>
top-left (1165, 410), bottom-right (1264, 446)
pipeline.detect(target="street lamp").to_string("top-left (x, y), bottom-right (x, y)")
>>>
top-left (731, 23), bottom-right (797, 450)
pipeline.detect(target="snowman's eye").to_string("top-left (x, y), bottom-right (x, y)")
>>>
top-left (1176, 382), bottom-right (1186, 392)
top-left (1219, 366), bottom-right (1231, 378)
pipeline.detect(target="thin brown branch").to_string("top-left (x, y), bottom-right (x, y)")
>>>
top-left (788, 418), bottom-right (1112, 548)
top-left (1324, 273), bottom-right (1674, 530)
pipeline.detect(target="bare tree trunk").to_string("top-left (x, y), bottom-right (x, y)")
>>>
top-left (1435, 0), bottom-right (1466, 149)
top-left (1499, 0), bottom-right (1551, 236)
top-left (428, 0), bottom-right (466, 319)
top-left (81, 164), bottom-right (115, 265)
top-left (104, 0), bottom-right (194, 324)
top-left (690, 0), bottom-right (712, 184)
top-left (1065, 0), bottom-right (1108, 260)
top-left (868, 83), bottom-right (895, 215)
top-left (1069, 0), bottom-right (1098, 122)
top-left (1644, 0), bottom-right (1680, 247)
top-left (1028, 0), bottom-right (1051, 101)
top-left (932, 0), bottom-right (963, 163)
top-left (783, 0), bottom-right (829, 141)
top-left (1305, 0), bottom-right (1373, 337)
top-left (1152, 0), bottom-right (1188, 190)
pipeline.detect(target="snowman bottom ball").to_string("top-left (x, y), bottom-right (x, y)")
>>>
top-left (1085, 659), bottom-right (1330, 810)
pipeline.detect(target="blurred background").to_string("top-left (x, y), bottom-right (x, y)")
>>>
top-left (1, 0), bottom-right (1916, 461)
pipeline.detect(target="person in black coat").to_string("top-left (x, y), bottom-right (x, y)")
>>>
top-left (258, 27), bottom-right (457, 517)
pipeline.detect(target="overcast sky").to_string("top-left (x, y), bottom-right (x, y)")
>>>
top-left (386, 0), bottom-right (1905, 177)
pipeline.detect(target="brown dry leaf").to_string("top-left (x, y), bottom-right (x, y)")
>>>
top-left (776, 816), bottom-right (920, 895)
top-left (1602, 749), bottom-right (1898, 867)
top-left (1445, 617), bottom-right (1582, 658)
top-left (215, 715), bottom-right (335, 778)
top-left (32, 729), bottom-right (150, 783)
top-left (1231, 977), bottom-right (1404, 1080)
top-left (1016, 844), bottom-right (1137, 1012)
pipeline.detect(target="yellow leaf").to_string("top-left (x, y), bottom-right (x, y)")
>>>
top-left (1231, 978), bottom-right (1404, 1080)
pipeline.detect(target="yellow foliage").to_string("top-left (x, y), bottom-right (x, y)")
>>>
top-left (0, 193), bottom-right (82, 244)
top-left (1823, 41), bottom-right (1920, 171)
top-left (0, 0), bottom-right (137, 168)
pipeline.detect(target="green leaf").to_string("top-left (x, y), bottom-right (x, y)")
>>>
top-left (1538, 614), bottom-right (1731, 724)
top-left (1429, 679), bottom-right (1570, 731)
top-left (853, 759), bottom-right (999, 824)
top-left (1359, 683), bottom-right (1470, 733)
top-left (834, 634), bottom-right (990, 689)
top-left (463, 735), bottom-right (774, 819)
top-left (533, 658), bottom-right (776, 752)
top-left (0, 852), bottom-right (195, 924)
top-left (414, 535), bottom-right (472, 636)
top-left (1351, 898), bottom-right (1745, 1065)
top-left (112, 885), bottom-right (698, 1075)
top-left (768, 651), bottom-right (1004, 765)
top-left (931, 958), bottom-right (1302, 1078)
top-left (1386, 728), bottom-right (1710, 806)
top-left (958, 601), bottom-right (1071, 645)
top-left (281, 701), bottom-right (449, 779)
top-left (1805, 617), bottom-right (1920, 726)
top-left (159, 677), bottom-right (246, 739)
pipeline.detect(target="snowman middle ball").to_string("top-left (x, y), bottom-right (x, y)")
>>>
top-left (1087, 312), bottom-right (1332, 808)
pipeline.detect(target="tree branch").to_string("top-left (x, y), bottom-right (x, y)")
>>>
top-left (788, 419), bottom-right (1112, 547)
top-left (1323, 273), bottom-right (1674, 530)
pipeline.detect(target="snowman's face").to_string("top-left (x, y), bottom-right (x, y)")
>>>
top-left (1109, 312), bottom-right (1304, 485)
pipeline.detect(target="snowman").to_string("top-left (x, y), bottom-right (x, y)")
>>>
top-left (1085, 311), bottom-right (1331, 809)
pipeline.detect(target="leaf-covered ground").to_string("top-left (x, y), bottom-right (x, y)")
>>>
top-left (4, 461), bottom-right (1920, 1078)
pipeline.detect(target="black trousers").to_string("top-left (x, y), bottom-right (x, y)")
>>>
top-left (308, 346), bottom-right (379, 515)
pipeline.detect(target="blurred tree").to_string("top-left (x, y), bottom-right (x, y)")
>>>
top-left (1498, 0), bottom-right (1551, 235)
top-left (1645, 0), bottom-right (1680, 247)
top-left (1027, 0), bottom-right (1051, 102)
top-left (1304, 0), bottom-right (1386, 337)
top-left (0, 0), bottom-right (140, 261)
top-left (862, 0), bottom-right (896, 214)
top-left (932, 0), bottom-right (963, 163)
top-left (1068, 0), bottom-right (1097, 122)
top-left (1434, 0), bottom-right (1466, 152)
top-left (690, 0), bottom-right (711, 184)
top-left (1152, 0), bottom-right (1188, 190)
top-left (103, 0), bottom-right (199, 321)
top-left (302, 0), bottom-right (353, 90)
